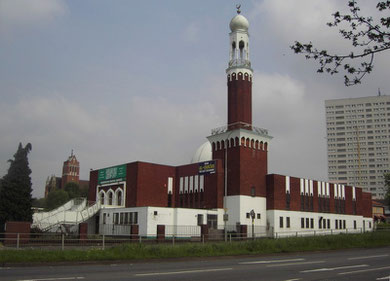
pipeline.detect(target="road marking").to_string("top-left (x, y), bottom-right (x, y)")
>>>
top-left (239, 258), bottom-right (305, 265)
top-left (17, 277), bottom-right (85, 281)
top-left (135, 267), bottom-right (233, 277)
top-left (348, 254), bottom-right (389, 260)
top-left (267, 261), bottom-right (325, 267)
top-left (339, 265), bottom-right (390, 275)
top-left (377, 276), bottom-right (390, 280)
top-left (284, 279), bottom-right (301, 281)
top-left (301, 264), bottom-right (368, 273)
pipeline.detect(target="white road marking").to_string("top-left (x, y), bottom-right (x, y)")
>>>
top-left (266, 261), bottom-right (325, 267)
top-left (239, 258), bottom-right (305, 265)
top-left (284, 279), bottom-right (302, 281)
top-left (339, 265), bottom-right (390, 275)
top-left (301, 264), bottom-right (368, 273)
top-left (17, 277), bottom-right (85, 281)
top-left (377, 276), bottom-right (390, 280)
top-left (135, 267), bottom-right (233, 277)
top-left (348, 254), bottom-right (389, 260)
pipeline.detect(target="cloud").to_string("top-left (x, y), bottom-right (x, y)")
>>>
top-left (183, 22), bottom-right (200, 43)
top-left (252, 72), bottom-right (327, 181)
top-left (0, 0), bottom-right (67, 33)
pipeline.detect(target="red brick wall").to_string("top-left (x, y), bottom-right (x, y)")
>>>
top-left (136, 162), bottom-right (175, 207)
top-left (126, 162), bottom-right (139, 207)
top-left (88, 170), bottom-right (98, 202)
top-left (212, 141), bottom-right (268, 198)
top-left (175, 160), bottom-right (224, 209)
top-left (227, 72), bottom-right (252, 129)
top-left (266, 174), bottom-right (285, 210)
top-left (361, 192), bottom-right (372, 218)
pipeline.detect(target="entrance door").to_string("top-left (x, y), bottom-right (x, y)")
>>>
top-left (207, 214), bottom-right (218, 229)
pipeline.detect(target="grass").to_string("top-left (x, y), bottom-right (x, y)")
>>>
top-left (1, 231), bottom-right (390, 264)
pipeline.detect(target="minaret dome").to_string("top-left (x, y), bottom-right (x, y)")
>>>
top-left (229, 14), bottom-right (249, 32)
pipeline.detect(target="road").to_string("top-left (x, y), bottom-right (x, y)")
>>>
top-left (1, 246), bottom-right (390, 281)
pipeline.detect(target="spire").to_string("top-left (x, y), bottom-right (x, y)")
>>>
top-left (236, 4), bottom-right (241, 14)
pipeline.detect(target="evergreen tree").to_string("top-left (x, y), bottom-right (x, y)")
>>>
top-left (0, 143), bottom-right (33, 231)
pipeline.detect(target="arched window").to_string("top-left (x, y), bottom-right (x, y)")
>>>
top-left (99, 191), bottom-right (105, 205)
top-left (108, 191), bottom-right (113, 205)
top-left (116, 189), bottom-right (123, 206)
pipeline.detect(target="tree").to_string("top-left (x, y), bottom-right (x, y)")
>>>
top-left (291, 0), bottom-right (390, 86)
top-left (0, 143), bottom-right (33, 231)
top-left (64, 182), bottom-right (81, 199)
top-left (385, 172), bottom-right (390, 206)
top-left (45, 189), bottom-right (69, 210)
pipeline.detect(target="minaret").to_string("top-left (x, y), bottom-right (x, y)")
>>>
top-left (227, 5), bottom-right (252, 130)
top-left (207, 6), bottom-right (272, 202)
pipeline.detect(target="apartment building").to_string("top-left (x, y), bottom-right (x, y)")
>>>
top-left (325, 95), bottom-right (390, 199)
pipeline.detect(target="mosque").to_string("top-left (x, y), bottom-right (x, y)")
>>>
top-left (82, 7), bottom-right (373, 238)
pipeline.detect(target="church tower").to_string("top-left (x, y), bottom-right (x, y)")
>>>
top-left (207, 6), bottom-right (272, 225)
top-left (61, 150), bottom-right (80, 188)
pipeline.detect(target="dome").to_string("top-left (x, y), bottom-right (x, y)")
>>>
top-left (191, 141), bottom-right (212, 164)
top-left (229, 14), bottom-right (249, 32)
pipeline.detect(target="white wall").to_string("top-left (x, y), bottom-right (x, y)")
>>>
top-left (226, 195), bottom-right (267, 227)
top-left (267, 209), bottom-right (374, 237)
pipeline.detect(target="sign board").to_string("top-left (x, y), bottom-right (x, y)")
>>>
top-left (98, 164), bottom-right (126, 184)
top-left (198, 160), bottom-right (216, 175)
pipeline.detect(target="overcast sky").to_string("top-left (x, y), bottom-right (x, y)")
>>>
top-left (1, 0), bottom-right (389, 198)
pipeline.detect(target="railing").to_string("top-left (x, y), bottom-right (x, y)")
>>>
top-left (0, 227), bottom-right (383, 250)
top-left (211, 122), bottom-right (269, 137)
top-left (228, 59), bottom-right (251, 68)
top-left (32, 200), bottom-right (101, 232)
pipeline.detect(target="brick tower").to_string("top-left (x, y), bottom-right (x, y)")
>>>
top-left (61, 150), bottom-right (80, 188)
top-left (207, 6), bottom-right (272, 225)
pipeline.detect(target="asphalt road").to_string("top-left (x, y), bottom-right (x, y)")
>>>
top-left (1, 246), bottom-right (390, 281)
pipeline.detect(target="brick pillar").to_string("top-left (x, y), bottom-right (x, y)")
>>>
top-left (79, 223), bottom-right (88, 241)
top-left (5, 221), bottom-right (31, 245)
top-left (200, 224), bottom-right (208, 241)
top-left (131, 224), bottom-right (139, 240)
top-left (240, 224), bottom-right (248, 238)
top-left (157, 225), bottom-right (165, 242)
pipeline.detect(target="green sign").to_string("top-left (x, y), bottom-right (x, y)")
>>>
top-left (98, 164), bottom-right (126, 184)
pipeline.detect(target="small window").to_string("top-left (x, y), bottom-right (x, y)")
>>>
top-left (286, 217), bottom-right (290, 228)
top-left (197, 214), bottom-right (204, 226)
top-left (310, 218), bottom-right (314, 229)
top-left (335, 220), bottom-right (338, 229)
top-left (319, 219), bottom-right (322, 229)
top-left (246, 213), bottom-right (250, 219)
top-left (154, 211), bottom-right (158, 216)
top-left (354, 220), bottom-right (357, 229)
top-left (279, 217), bottom-right (283, 228)
top-left (257, 213), bottom-right (261, 219)
top-left (343, 220), bottom-right (346, 229)
top-left (327, 219), bottom-right (330, 229)
top-left (301, 218), bottom-right (305, 228)
top-left (251, 187), bottom-right (255, 197)
top-left (306, 218), bottom-right (310, 228)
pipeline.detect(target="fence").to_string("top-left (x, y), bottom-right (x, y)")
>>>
top-left (0, 226), bottom-right (385, 250)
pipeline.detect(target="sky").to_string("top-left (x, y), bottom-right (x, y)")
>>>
top-left (1, 0), bottom-right (389, 198)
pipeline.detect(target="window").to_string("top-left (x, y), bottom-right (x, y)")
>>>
top-left (301, 218), bottom-right (305, 228)
top-left (114, 213), bottom-right (119, 224)
top-left (279, 217), bottom-right (283, 228)
top-left (103, 213), bottom-right (107, 224)
top-left (354, 220), bottom-right (357, 229)
top-left (257, 213), bottom-right (261, 219)
top-left (197, 214), bottom-right (204, 226)
top-left (327, 219), bottom-right (330, 229)
top-left (310, 218), bottom-right (314, 229)
top-left (306, 218), bottom-right (310, 228)
top-left (286, 217), bottom-right (290, 228)
top-left (246, 213), bottom-right (250, 219)
top-left (335, 220), bottom-right (338, 229)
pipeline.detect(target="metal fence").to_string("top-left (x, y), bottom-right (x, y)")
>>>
top-left (0, 226), bottom-right (387, 250)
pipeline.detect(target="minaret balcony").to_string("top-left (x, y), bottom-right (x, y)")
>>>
top-left (228, 59), bottom-right (251, 69)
